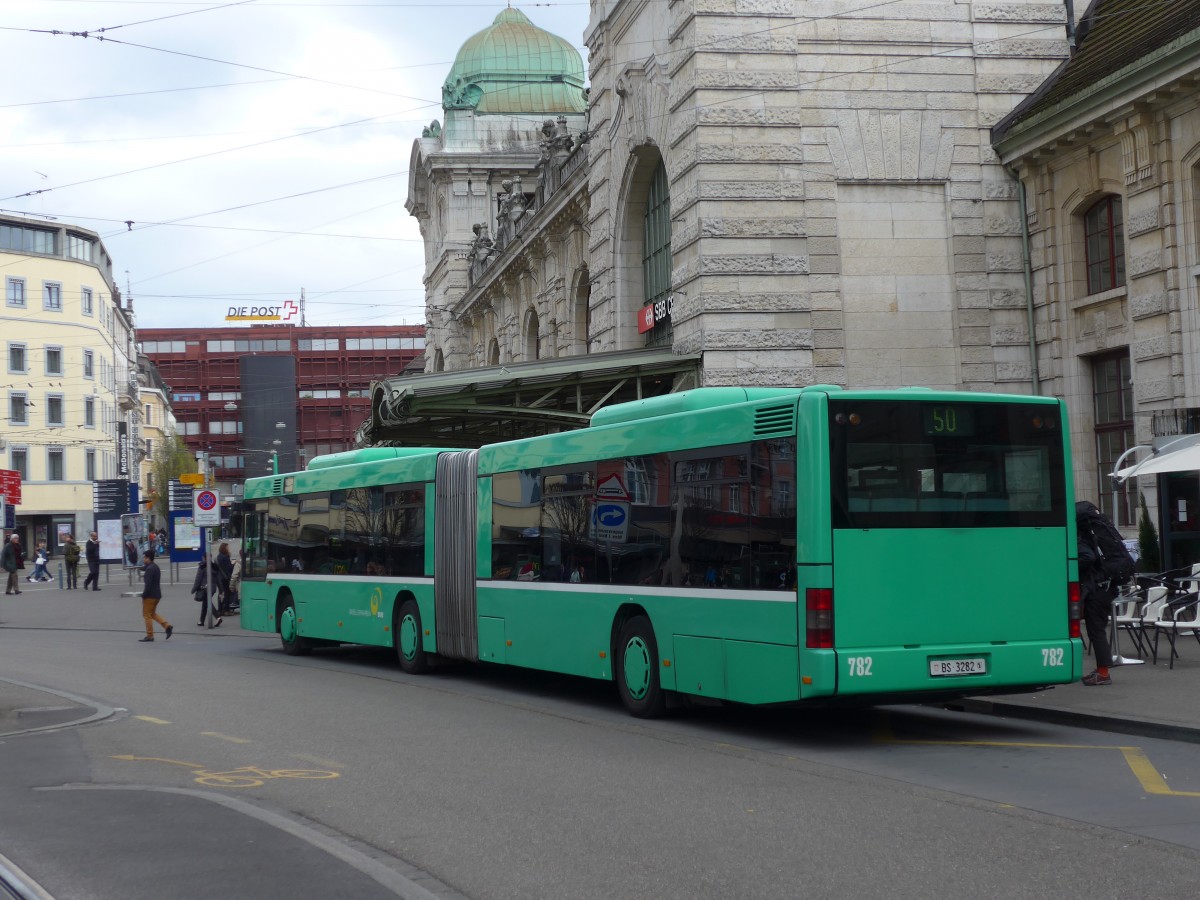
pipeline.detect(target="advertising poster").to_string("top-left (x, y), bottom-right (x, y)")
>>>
top-left (121, 513), bottom-right (150, 568)
top-left (98, 519), bottom-right (123, 563)
top-left (174, 517), bottom-right (200, 550)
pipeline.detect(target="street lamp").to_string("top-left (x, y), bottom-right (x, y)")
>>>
top-left (271, 439), bottom-right (282, 475)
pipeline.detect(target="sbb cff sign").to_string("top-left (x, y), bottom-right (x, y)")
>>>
top-left (637, 295), bottom-right (674, 334)
top-left (226, 300), bottom-right (298, 322)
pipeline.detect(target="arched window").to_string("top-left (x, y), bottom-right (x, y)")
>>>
top-left (524, 309), bottom-right (540, 361)
top-left (573, 266), bottom-right (591, 353)
top-left (488, 339), bottom-right (500, 366)
top-left (433, 349), bottom-right (445, 372)
top-left (1085, 196), bottom-right (1125, 294)
top-left (642, 160), bottom-right (672, 347)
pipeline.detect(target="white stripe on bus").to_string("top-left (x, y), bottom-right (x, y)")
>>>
top-left (261, 576), bottom-right (796, 603)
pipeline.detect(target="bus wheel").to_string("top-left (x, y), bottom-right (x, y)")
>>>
top-left (395, 599), bottom-right (430, 674)
top-left (616, 615), bottom-right (665, 718)
top-left (279, 596), bottom-right (311, 656)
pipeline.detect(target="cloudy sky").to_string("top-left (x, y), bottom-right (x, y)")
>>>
top-left (2, 0), bottom-right (590, 330)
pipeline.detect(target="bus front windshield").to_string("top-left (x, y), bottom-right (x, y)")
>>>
top-left (829, 399), bottom-right (1068, 529)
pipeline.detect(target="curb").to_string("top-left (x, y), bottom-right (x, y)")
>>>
top-left (0, 851), bottom-right (55, 900)
top-left (950, 697), bottom-right (1200, 745)
top-left (0, 677), bottom-right (117, 738)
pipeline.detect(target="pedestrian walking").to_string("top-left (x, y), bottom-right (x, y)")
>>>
top-left (28, 543), bottom-right (50, 583)
top-left (191, 562), bottom-right (221, 628)
top-left (2, 533), bottom-right (24, 595)
top-left (83, 531), bottom-right (101, 591)
top-left (215, 543), bottom-right (234, 614)
top-left (138, 551), bottom-right (172, 642)
top-left (63, 534), bottom-right (81, 589)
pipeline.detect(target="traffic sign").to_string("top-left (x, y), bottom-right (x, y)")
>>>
top-left (590, 500), bottom-right (630, 543)
top-left (179, 473), bottom-right (205, 485)
top-left (193, 488), bottom-right (221, 527)
top-left (0, 469), bottom-right (21, 505)
top-left (594, 473), bottom-right (631, 502)
top-left (168, 480), bottom-right (194, 512)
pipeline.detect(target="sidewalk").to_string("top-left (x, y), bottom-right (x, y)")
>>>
top-left (957, 649), bottom-right (1200, 743)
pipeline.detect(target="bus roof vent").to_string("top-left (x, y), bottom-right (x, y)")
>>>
top-left (754, 403), bottom-right (795, 436)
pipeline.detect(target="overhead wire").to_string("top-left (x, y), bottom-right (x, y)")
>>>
top-left (0, 1), bottom-right (1118, 321)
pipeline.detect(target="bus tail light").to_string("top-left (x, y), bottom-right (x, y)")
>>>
top-left (806, 588), bottom-right (833, 648)
top-left (1067, 581), bottom-right (1082, 639)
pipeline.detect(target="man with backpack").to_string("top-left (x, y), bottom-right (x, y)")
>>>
top-left (1076, 500), bottom-right (1136, 686)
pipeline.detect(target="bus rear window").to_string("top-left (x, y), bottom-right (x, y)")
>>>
top-left (830, 400), bottom-right (1067, 529)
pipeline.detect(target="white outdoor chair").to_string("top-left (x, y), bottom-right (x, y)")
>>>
top-left (1152, 592), bottom-right (1200, 669)
top-left (1135, 587), bottom-right (1175, 664)
top-left (1112, 584), bottom-right (1160, 660)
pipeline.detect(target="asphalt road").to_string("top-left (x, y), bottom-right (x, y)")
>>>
top-left (2, 616), bottom-right (1200, 899)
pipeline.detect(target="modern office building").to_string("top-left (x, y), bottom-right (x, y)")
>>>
top-left (1, 212), bottom-right (138, 552)
top-left (138, 325), bottom-right (424, 492)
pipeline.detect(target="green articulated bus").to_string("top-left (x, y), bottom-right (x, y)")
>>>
top-left (239, 385), bottom-right (1083, 717)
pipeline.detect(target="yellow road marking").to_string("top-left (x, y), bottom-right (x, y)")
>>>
top-left (1120, 748), bottom-right (1200, 797)
top-left (133, 715), bottom-right (171, 725)
top-left (201, 731), bottom-right (252, 744)
top-left (873, 711), bottom-right (1200, 798)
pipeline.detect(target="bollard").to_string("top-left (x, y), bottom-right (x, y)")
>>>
top-left (58, 561), bottom-right (64, 590)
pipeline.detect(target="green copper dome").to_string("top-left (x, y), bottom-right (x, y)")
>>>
top-left (442, 8), bottom-right (586, 115)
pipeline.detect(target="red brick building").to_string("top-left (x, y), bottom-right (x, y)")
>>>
top-left (139, 324), bottom-right (423, 486)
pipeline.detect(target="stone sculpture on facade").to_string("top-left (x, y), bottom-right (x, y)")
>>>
top-left (421, 120), bottom-right (443, 139)
top-left (466, 223), bottom-right (495, 284)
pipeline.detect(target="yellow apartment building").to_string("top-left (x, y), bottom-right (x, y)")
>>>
top-left (1, 213), bottom-right (137, 554)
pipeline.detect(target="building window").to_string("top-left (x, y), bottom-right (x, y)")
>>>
top-left (9, 393), bottom-right (27, 426)
top-left (642, 159), bottom-right (673, 347)
top-left (82, 287), bottom-right (94, 316)
top-left (141, 341), bottom-right (186, 354)
top-left (1093, 351), bottom-right (1134, 526)
top-left (11, 448), bottom-right (29, 480)
top-left (66, 233), bottom-right (94, 262)
top-left (45, 346), bottom-right (63, 376)
top-left (84, 349), bottom-right (94, 379)
top-left (524, 309), bottom-right (541, 361)
top-left (6, 277), bottom-right (26, 308)
top-left (345, 338), bottom-right (402, 351)
top-left (47, 447), bottom-right (65, 482)
top-left (144, 404), bottom-right (152, 426)
top-left (47, 394), bottom-right (65, 427)
top-left (85, 448), bottom-right (96, 481)
top-left (85, 396), bottom-right (95, 427)
top-left (207, 339), bottom-right (291, 353)
top-left (43, 282), bottom-right (63, 311)
top-left (1085, 196), bottom-right (1125, 295)
top-left (145, 438), bottom-right (153, 460)
top-left (7, 343), bottom-right (26, 374)
top-left (0, 224), bottom-right (55, 255)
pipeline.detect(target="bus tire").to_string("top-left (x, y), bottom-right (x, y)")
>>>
top-left (278, 594), bottom-right (311, 656)
top-left (395, 599), bottom-right (430, 674)
top-left (615, 615), bottom-right (666, 719)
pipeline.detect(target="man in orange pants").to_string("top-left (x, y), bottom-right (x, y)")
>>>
top-left (139, 551), bottom-right (173, 642)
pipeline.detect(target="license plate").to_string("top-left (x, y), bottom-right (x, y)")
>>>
top-left (929, 658), bottom-right (987, 677)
